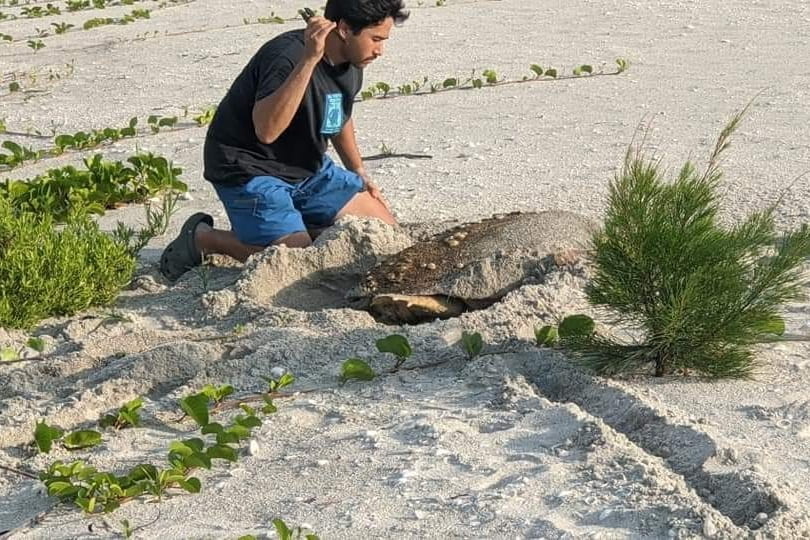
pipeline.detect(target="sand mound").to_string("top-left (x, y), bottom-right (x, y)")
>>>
top-left (199, 218), bottom-right (414, 317)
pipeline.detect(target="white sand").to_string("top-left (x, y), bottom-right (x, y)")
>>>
top-left (2, 0), bottom-right (810, 538)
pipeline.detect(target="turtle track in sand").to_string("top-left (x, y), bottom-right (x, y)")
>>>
top-left (508, 352), bottom-right (808, 536)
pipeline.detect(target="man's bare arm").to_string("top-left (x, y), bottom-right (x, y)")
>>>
top-left (331, 118), bottom-right (365, 174)
top-left (252, 58), bottom-right (319, 144)
top-left (252, 17), bottom-right (335, 144)
top-left (332, 118), bottom-right (392, 211)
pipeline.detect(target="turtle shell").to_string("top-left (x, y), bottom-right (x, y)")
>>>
top-left (351, 211), bottom-right (596, 318)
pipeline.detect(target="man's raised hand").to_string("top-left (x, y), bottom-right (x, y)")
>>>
top-left (303, 17), bottom-right (337, 62)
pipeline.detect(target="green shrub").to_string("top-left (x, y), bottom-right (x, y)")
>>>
top-left (575, 109), bottom-right (810, 378)
top-left (0, 199), bottom-right (135, 329)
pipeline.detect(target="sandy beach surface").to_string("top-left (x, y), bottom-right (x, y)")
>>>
top-left (1, 0), bottom-right (810, 538)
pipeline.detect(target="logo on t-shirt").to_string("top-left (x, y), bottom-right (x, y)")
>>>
top-left (321, 93), bottom-right (343, 135)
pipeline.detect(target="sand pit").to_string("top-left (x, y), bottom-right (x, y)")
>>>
top-left (2, 0), bottom-right (810, 538)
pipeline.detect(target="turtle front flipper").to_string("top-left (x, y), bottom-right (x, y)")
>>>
top-left (369, 294), bottom-right (465, 325)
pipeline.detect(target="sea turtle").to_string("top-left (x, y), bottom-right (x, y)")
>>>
top-left (349, 210), bottom-right (597, 324)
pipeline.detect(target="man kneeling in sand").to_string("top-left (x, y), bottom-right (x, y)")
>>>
top-left (160, 0), bottom-right (408, 281)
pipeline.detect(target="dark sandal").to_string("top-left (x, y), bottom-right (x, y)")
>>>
top-left (159, 212), bottom-right (214, 281)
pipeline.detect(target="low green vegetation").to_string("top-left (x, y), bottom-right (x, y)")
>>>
top-left (0, 116), bottom-right (182, 170)
top-left (359, 59), bottom-right (627, 101)
top-left (375, 334), bottom-right (412, 370)
top-left (262, 372), bottom-right (295, 396)
top-left (26, 39), bottom-right (45, 52)
top-left (460, 330), bottom-right (484, 359)
top-left (0, 141), bottom-right (39, 169)
top-left (534, 324), bottom-right (559, 347)
top-left (27, 336), bottom-right (46, 352)
top-left (535, 315), bottom-right (594, 349)
top-left (272, 519), bottom-right (320, 540)
top-left (67, 0), bottom-right (148, 12)
top-left (2, 63), bottom-right (75, 97)
top-left (53, 117), bottom-right (139, 153)
top-left (21, 4), bottom-right (61, 18)
top-left (34, 421), bottom-right (66, 453)
top-left (99, 398), bottom-right (144, 430)
top-left (62, 430), bottom-right (104, 450)
top-left (83, 8), bottom-right (150, 30)
top-left (36, 374), bottom-right (297, 515)
top-left (243, 13), bottom-right (285, 25)
top-left (235, 519), bottom-right (319, 540)
top-left (2, 0), bottom-right (186, 42)
top-left (341, 331), bottom-right (487, 381)
top-left (146, 114), bottom-right (177, 133)
top-left (51, 21), bottom-right (75, 34)
top-left (1, 152), bottom-right (186, 222)
top-left (111, 189), bottom-right (180, 257)
top-left (34, 420), bottom-right (102, 453)
top-left (341, 334), bottom-right (415, 382)
top-left (199, 383), bottom-right (235, 405)
top-left (0, 336), bottom-right (45, 361)
top-left (340, 357), bottom-right (376, 381)
top-left (192, 105), bottom-right (217, 126)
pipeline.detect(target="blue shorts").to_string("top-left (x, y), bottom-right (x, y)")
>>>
top-left (212, 157), bottom-right (364, 246)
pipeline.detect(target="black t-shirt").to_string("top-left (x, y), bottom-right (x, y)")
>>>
top-left (203, 30), bottom-right (363, 185)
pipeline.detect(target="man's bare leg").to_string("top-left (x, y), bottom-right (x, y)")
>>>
top-left (306, 191), bottom-right (396, 239)
top-left (336, 191), bottom-right (396, 225)
top-left (193, 191), bottom-right (391, 262)
top-left (195, 223), bottom-right (311, 263)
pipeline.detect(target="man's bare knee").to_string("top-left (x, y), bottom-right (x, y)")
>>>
top-left (272, 231), bottom-right (313, 248)
top-left (337, 192), bottom-right (396, 225)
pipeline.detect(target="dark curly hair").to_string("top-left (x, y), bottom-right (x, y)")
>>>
top-left (324, 0), bottom-right (409, 34)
